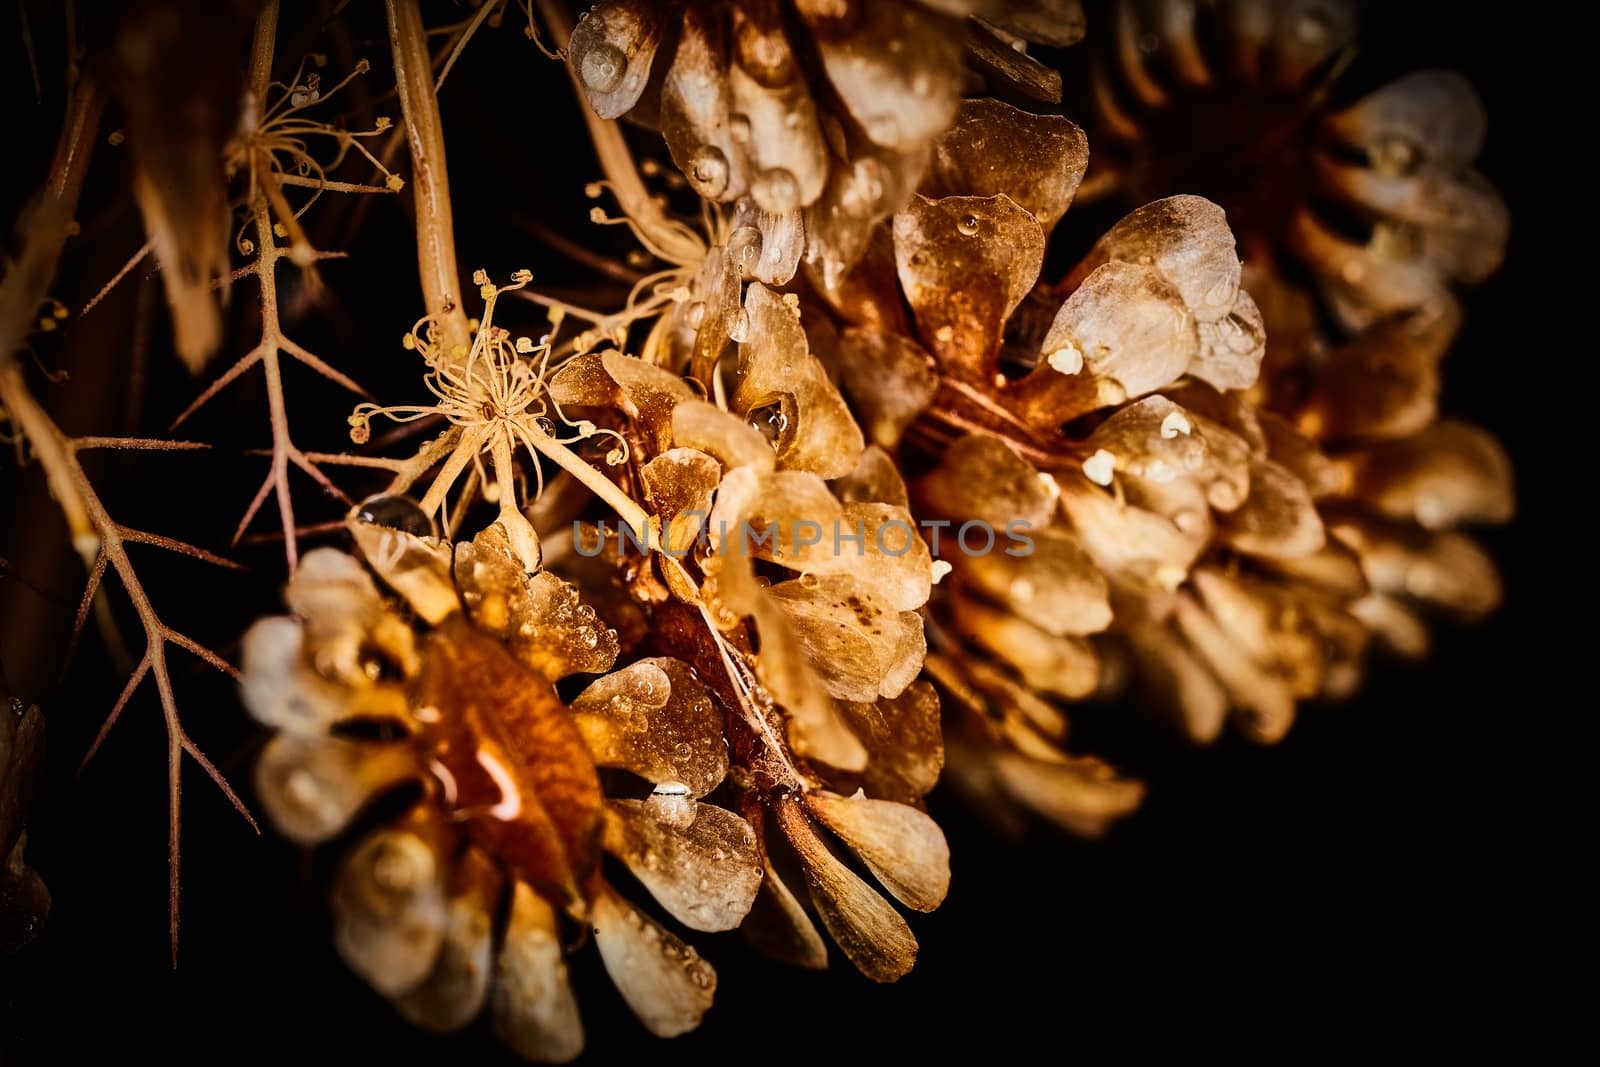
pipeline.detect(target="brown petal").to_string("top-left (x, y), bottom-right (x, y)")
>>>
top-left (591, 883), bottom-right (717, 1037)
top-left (602, 800), bottom-right (761, 932)
top-left (1192, 288), bottom-right (1266, 391)
top-left (1173, 592), bottom-right (1295, 743)
top-left (1346, 421), bottom-right (1514, 529)
top-left (642, 447), bottom-right (722, 557)
top-left (671, 399), bottom-right (776, 473)
top-left (1263, 0), bottom-right (1357, 89)
top-left (990, 750), bottom-right (1145, 838)
top-left (833, 327), bottom-right (939, 450)
top-left (801, 0), bottom-right (963, 152)
top-left (1073, 195), bottom-right (1241, 323)
top-left (1287, 209), bottom-right (1448, 330)
top-left (1038, 260), bottom-right (1199, 400)
top-left (569, 0), bottom-right (668, 119)
top-left (1330, 514), bottom-right (1501, 618)
top-left (802, 792), bottom-right (950, 912)
top-left (835, 681), bottom-right (945, 804)
top-left (916, 432), bottom-right (1059, 529)
top-left (255, 733), bottom-right (416, 845)
top-left (1295, 300), bottom-right (1458, 441)
top-left (1218, 458), bottom-right (1326, 559)
top-left (493, 880), bottom-right (584, 1063)
top-left (286, 548), bottom-right (420, 686)
top-left (1125, 622), bottom-right (1230, 743)
top-left (805, 142), bottom-right (930, 290)
top-left (741, 799), bottom-right (829, 969)
top-left (454, 525), bottom-right (620, 681)
top-left (241, 617), bottom-right (400, 734)
top-left (968, 526), bottom-right (1112, 635)
top-left (570, 658), bottom-right (729, 799)
top-left (734, 283), bottom-right (865, 478)
top-left (332, 823), bottom-right (449, 997)
top-left (1191, 568), bottom-right (1324, 698)
top-left (949, 590), bottom-right (1099, 700)
top-left (832, 445), bottom-right (911, 510)
top-left (893, 193), bottom-right (1045, 374)
top-left (346, 519), bottom-right (459, 626)
top-left (923, 100), bottom-right (1086, 230)
top-left (1084, 395), bottom-right (1209, 486)
top-left (548, 351), bottom-right (697, 453)
top-left (660, 7), bottom-right (749, 202)
top-left (1057, 472), bottom-right (1206, 591)
top-left (984, 0), bottom-right (1086, 47)
top-left (396, 850), bottom-right (500, 1034)
top-left (729, 11), bottom-right (828, 211)
top-left (775, 796), bottom-right (917, 983)
top-left (769, 574), bottom-right (926, 702)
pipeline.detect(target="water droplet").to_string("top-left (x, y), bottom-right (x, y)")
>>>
top-left (752, 168), bottom-right (800, 214)
top-left (729, 114), bottom-right (752, 142)
top-left (355, 494), bottom-right (436, 538)
top-left (688, 144), bottom-right (730, 198)
top-left (726, 226), bottom-right (762, 275)
top-left (956, 214), bottom-right (980, 236)
top-left (535, 416), bottom-right (557, 435)
top-left (728, 309), bottom-right (752, 344)
top-left (580, 43), bottom-right (627, 93)
top-left (674, 742), bottom-right (692, 759)
top-left (748, 402), bottom-right (787, 444)
top-left (643, 786), bottom-right (696, 830)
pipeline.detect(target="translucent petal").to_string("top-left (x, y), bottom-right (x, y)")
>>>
top-left (1057, 473), bottom-right (1206, 591)
top-left (660, 7), bottom-right (749, 202)
top-left (454, 524), bottom-right (620, 681)
top-left (1347, 421), bottom-right (1514, 529)
top-left (892, 193), bottom-right (1045, 374)
top-left (834, 681), bottom-right (944, 804)
top-left (346, 519), bottom-right (458, 626)
top-left (591, 883), bottom-right (717, 1037)
top-left (742, 803), bottom-right (829, 969)
top-left (641, 447), bottom-right (722, 558)
top-left (1349, 592), bottom-right (1430, 658)
top-left (255, 733), bottom-right (416, 844)
top-left (1296, 300), bottom-right (1458, 440)
top-left (1258, 411), bottom-right (1343, 498)
top-left (1264, 0), bottom-right (1357, 88)
top-left (916, 433), bottom-right (1059, 530)
top-left (1192, 288), bottom-right (1265, 391)
top-left (949, 591), bottom-right (1098, 700)
top-left (1073, 195), bottom-right (1241, 324)
top-left (332, 825), bottom-right (448, 997)
top-left (775, 796), bottom-right (917, 983)
top-left (1084, 395), bottom-right (1209, 486)
top-left (1219, 458), bottom-right (1326, 559)
top-left (570, 658), bottom-right (728, 799)
top-left (729, 12), bottom-right (828, 209)
top-left (1173, 593), bottom-right (1295, 743)
top-left (734, 283), bottom-right (865, 478)
top-left (286, 548), bottom-right (420, 684)
top-left (601, 800), bottom-right (761, 932)
top-left (396, 850), bottom-right (499, 1034)
top-left (958, 527), bottom-right (1111, 637)
top-left (923, 98), bottom-right (1088, 230)
top-left (802, 792), bottom-right (949, 912)
top-left (801, 0), bottom-right (963, 152)
top-left (1191, 568), bottom-right (1324, 698)
top-left (493, 880), bottom-right (584, 1063)
top-left (548, 351), bottom-right (697, 453)
top-left (805, 143), bottom-right (929, 291)
top-left (769, 574), bottom-right (926, 702)
top-left (832, 327), bottom-right (938, 450)
top-left (568, 0), bottom-right (668, 119)
top-left (1287, 209), bottom-right (1448, 330)
top-left (1327, 70), bottom-right (1487, 171)
top-left (739, 200), bottom-right (807, 285)
top-left (1330, 514), bottom-right (1501, 618)
top-left (1037, 260), bottom-right (1199, 400)
top-left (831, 444), bottom-right (910, 510)
top-left (240, 617), bottom-right (389, 735)
top-left (964, 16), bottom-right (1063, 102)
top-left (671, 399), bottom-right (775, 473)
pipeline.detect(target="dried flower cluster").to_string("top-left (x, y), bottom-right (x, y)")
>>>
top-left (0, 0), bottom-right (1510, 1057)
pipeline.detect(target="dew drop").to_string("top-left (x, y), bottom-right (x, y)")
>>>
top-left (956, 214), bottom-right (980, 237)
top-left (355, 494), bottom-right (436, 538)
top-left (726, 226), bottom-right (763, 275)
top-left (728, 309), bottom-right (752, 344)
top-left (688, 144), bottom-right (730, 198)
top-left (580, 43), bottom-right (627, 93)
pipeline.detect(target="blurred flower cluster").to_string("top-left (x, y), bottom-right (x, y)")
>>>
top-left (0, 0), bottom-right (1510, 1058)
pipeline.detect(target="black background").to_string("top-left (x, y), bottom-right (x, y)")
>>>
top-left (0, 1), bottom-right (1557, 1061)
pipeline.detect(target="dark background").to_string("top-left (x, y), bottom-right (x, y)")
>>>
top-left (0, 2), bottom-right (1555, 1061)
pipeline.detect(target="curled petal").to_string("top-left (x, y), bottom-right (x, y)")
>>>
top-left (255, 733), bottom-right (416, 845)
top-left (916, 433), bottom-right (1059, 530)
top-left (1126, 622), bottom-right (1231, 744)
top-left (642, 447), bottom-right (722, 556)
top-left (775, 796), bottom-right (917, 983)
top-left (493, 881), bottom-right (584, 1063)
top-left (591, 884), bottom-right (717, 1038)
top-left (332, 825), bottom-right (449, 998)
top-left (734, 283), bottom-right (865, 478)
top-left (893, 194), bottom-right (1045, 374)
top-left (1191, 568), bottom-right (1324, 698)
top-left (833, 327), bottom-right (938, 450)
top-left (924, 98), bottom-right (1087, 230)
top-left (660, 7), bottom-right (748, 202)
top-left (346, 519), bottom-right (458, 626)
top-left (1296, 301), bottom-right (1457, 441)
top-left (834, 681), bottom-right (945, 804)
top-left (1219, 458), bottom-right (1327, 559)
top-left (548, 351), bottom-right (697, 452)
top-left (1084, 395), bottom-right (1209, 485)
top-left (602, 800), bottom-right (761, 932)
top-left (1071, 195), bottom-right (1241, 324)
top-left (287, 548), bottom-right (420, 683)
top-left (1058, 473), bottom-right (1206, 591)
top-left (1192, 288), bottom-right (1265, 392)
top-left (832, 444), bottom-right (911, 509)
top-left (1331, 515), bottom-right (1501, 618)
top-left (802, 792), bottom-right (950, 912)
top-left (1327, 70), bottom-right (1487, 171)
top-left (949, 591), bottom-right (1099, 700)
top-left (958, 527), bottom-right (1111, 637)
top-left (569, 0), bottom-right (668, 119)
top-left (1173, 593), bottom-right (1295, 744)
top-left (571, 658), bottom-right (729, 799)
top-left (1037, 260), bottom-right (1199, 402)
top-left (769, 574), bottom-right (926, 702)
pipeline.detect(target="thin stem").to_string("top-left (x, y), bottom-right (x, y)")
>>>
top-left (386, 0), bottom-right (471, 358)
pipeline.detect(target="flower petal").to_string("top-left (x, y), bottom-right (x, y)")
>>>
top-left (570, 658), bottom-right (729, 799)
top-left (1346, 421), bottom-right (1514, 529)
top-left (834, 681), bottom-right (944, 804)
top-left (923, 98), bottom-right (1088, 230)
top-left (396, 849), bottom-right (499, 1034)
top-left (255, 733), bottom-right (417, 844)
top-left (775, 796), bottom-right (917, 983)
top-left (569, 0), bottom-right (668, 120)
top-left (591, 883), bottom-right (717, 1038)
top-left (492, 880), bottom-right (584, 1063)
top-left (332, 823), bottom-right (449, 997)
top-left (802, 791), bottom-right (950, 912)
top-left (769, 574), bottom-right (926, 702)
top-left (602, 800), bottom-right (761, 932)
